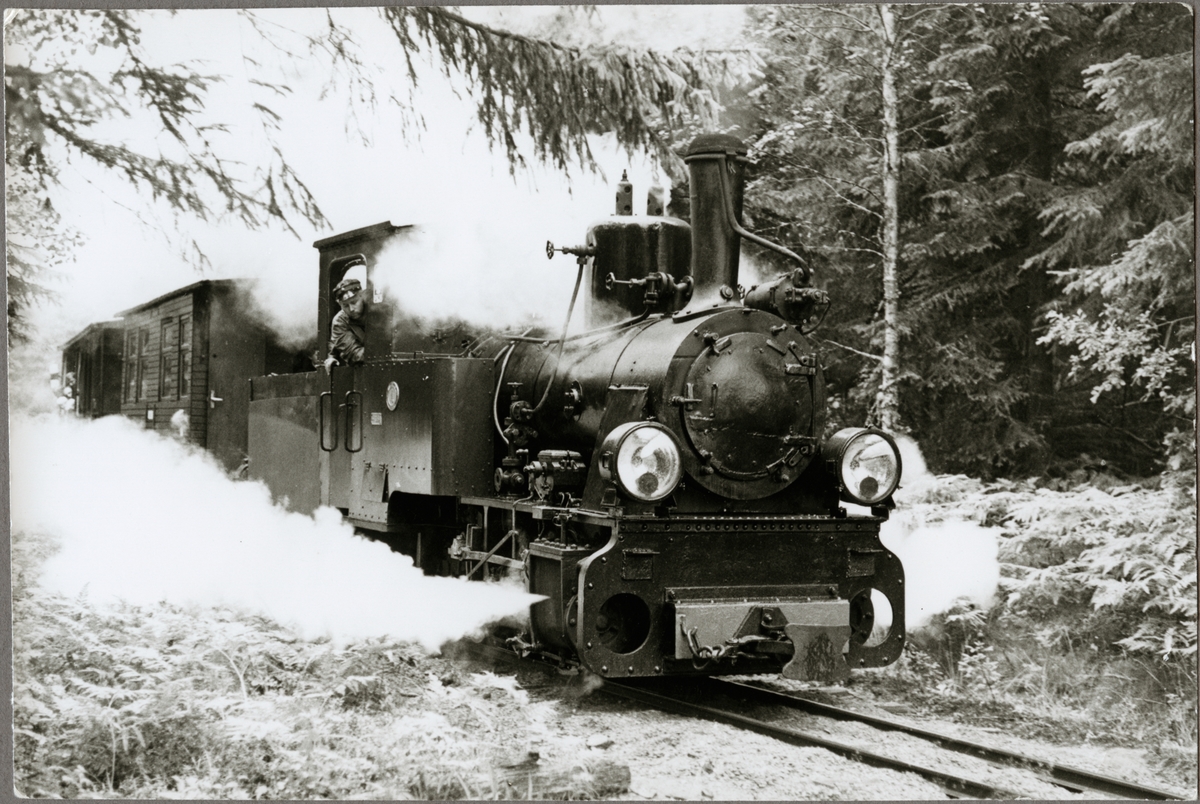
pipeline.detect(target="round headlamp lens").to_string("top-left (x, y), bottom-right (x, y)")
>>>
top-left (614, 424), bottom-right (683, 502)
top-left (841, 432), bottom-right (900, 505)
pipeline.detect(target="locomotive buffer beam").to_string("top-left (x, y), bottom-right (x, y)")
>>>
top-left (675, 598), bottom-right (852, 684)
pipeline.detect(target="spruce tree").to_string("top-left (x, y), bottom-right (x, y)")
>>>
top-left (739, 3), bottom-right (1193, 475)
top-left (1033, 3), bottom-right (1195, 473)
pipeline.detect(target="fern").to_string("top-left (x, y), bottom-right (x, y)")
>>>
top-left (13, 526), bottom-right (567, 798)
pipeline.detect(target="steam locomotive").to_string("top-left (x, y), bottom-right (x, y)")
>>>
top-left (66, 134), bottom-right (906, 684)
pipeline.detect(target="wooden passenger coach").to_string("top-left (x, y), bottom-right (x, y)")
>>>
top-left (115, 279), bottom-right (307, 472)
top-left (61, 321), bottom-right (124, 418)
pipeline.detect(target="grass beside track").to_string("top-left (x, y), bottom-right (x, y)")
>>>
top-left (13, 530), bottom-right (574, 799)
top-left (12, 473), bottom-right (1197, 797)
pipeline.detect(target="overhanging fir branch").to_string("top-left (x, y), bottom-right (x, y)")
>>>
top-left (381, 6), bottom-right (730, 174)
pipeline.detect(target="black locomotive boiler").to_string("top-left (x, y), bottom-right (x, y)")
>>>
top-left (71, 132), bottom-right (905, 683)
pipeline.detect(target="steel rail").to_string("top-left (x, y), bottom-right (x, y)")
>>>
top-left (600, 679), bottom-right (1017, 800)
top-left (704, 678), bottom-right (1185, 801)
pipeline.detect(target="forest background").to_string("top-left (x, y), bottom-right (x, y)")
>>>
top-left (6, 3), bottom-right (1197, 798)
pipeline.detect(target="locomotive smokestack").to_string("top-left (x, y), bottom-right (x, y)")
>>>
top-left (685, 134), bottom-right (749, 300)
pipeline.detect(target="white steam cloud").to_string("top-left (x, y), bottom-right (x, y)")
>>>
top-left (738, 253), bottom-right (785, 293)
top-left (366, 148), bottom-right (670, 335)
top-left (879, 436), bottom-right (1001, 628)
top-left (11, 414), bottom-right (541, 648)
top-left (25, 6), bottom-right (677, 368)
top-left (369, 225), bottom-right (568, 332)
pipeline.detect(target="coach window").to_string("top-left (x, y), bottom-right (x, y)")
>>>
top-left (76, 349), bottom-right (90, 416)
top-left (179, 315), bottom-right (192, 397)
top-left (123, 330), bottom-right (138, 402)
top-left (137, 327), bottom-right (152, 401)
top-left (160, 318), bottom-right (179, 399)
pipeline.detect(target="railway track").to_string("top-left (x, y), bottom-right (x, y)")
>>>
top-left (601, 677), bottom-right (1016, 799)
top-left (699, 678), bottom-right (1184, 800)
top-left (602, 677), bottom-right (1184, 800)
top-left (462, 641), bottom-right (1185, 800)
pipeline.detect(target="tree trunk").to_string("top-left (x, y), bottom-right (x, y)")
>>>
top-left (876, 3), bottom-right (902, 433)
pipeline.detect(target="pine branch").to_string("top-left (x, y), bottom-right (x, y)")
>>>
top-left (811, 244), bottom-right (886, 259)
top-left (380, 6), bottom-right (731, 175)
top-left (811, 336), bottom-right (884, 362)
top-left (768, 155), bottom-right (884, 209)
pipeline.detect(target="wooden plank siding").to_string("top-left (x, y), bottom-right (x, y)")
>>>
top-left (118, 291), bottom-right (205, 441)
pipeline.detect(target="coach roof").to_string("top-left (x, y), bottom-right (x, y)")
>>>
top-left (114, 279), bottom-right (249, 318)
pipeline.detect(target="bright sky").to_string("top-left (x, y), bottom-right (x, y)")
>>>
top-left (11, 5), bottom-right (750, 352)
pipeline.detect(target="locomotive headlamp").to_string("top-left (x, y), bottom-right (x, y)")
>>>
top-left (823, 428), bottom-right (902, 506)
top-left (599, 422), bottom-right (684, 502)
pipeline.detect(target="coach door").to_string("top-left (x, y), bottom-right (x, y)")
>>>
top-left (205, 291), bottom-right (266, 474)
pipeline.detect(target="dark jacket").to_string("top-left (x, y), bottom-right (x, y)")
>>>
top-left (328, 310), bottom-right (366, 364)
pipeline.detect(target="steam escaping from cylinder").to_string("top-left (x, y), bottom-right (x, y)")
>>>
top-left (879, 436), bottom-right (1001, 629)
top-left (11, 414), bottom-right (542, 648)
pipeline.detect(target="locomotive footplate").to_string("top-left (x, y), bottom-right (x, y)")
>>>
top-left (573, 515), bottom-right (905, 681)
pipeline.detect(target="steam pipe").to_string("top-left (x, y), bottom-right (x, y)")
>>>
top-left (506, 242), bottom-right (650, 419)
top-left (531, 257), bottom-right (585, 414)
top-left (570, 309), bottom-right (652, 338)
top-left (502, 308), bottom-right (653, 346)
top-left (492, 248), bottom-right (587, 442)
top-left (493, 343), bottom-right (518, 445)
top-left (493, 306), bottom-right (653, 443)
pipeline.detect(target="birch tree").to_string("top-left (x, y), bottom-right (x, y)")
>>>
top-left (742, 4), bottom-right (936, 434)
top-left (876, 3), bottom-right (902, 432)
top-left (741, 3), bottom-right (1191, 475)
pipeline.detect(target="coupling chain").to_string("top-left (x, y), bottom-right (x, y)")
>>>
top-left (683, 626), bottom-right (769, 669)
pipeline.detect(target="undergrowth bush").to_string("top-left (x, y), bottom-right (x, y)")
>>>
top-left (12, 530), bottom-right (558, 799)
top-left (863, 470), bottom-right (1197, 772)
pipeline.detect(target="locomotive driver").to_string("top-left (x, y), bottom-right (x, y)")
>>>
top-left (323, 277), bottom-right (368, 370)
